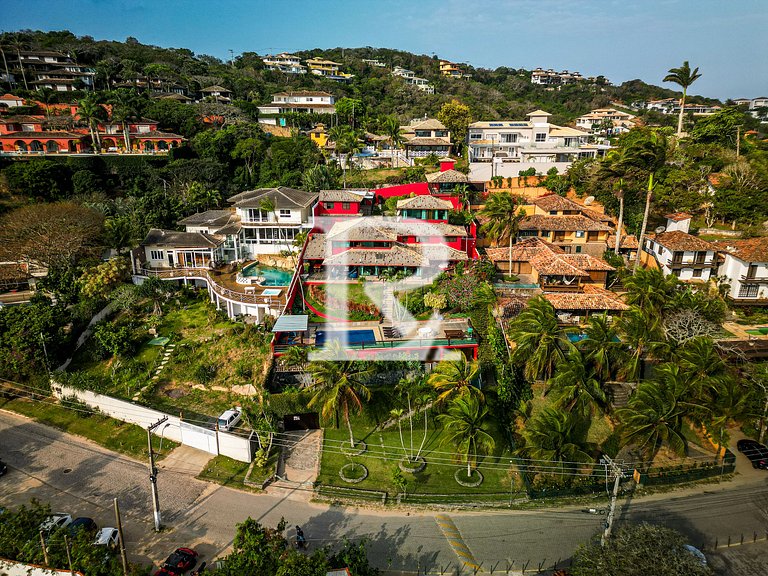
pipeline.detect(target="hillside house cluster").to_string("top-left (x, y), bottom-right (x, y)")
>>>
top-left (4, 50), bottom-right (95, 91)
top-left (261, 53), bottom-right (354, 81)
top-left (575, 108), bottom-right (637, 135)
top-left (392, 67), bottom-right (435, 94)
top-left (530, 68), bottom-right (584, 86)
top-left (257, 91), bottom-right (336, 125)
top-left (401, 118), bottom-right (451, 158)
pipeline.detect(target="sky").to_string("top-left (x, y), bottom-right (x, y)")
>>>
top-left (4, 0), bottom-right (767, 99)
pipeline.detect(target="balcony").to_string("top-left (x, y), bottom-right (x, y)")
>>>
top-left (669, 259), bottom-right (717, 270)
top-left (740, 274), bottom-right (768, 283)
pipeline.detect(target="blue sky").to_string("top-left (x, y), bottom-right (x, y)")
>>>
top-left (4, 0), bottom-right (767, 99)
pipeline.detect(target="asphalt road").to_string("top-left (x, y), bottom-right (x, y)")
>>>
top-left (2, 411), bottom-right (768, 575)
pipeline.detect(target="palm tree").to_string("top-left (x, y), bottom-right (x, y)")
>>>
top-left (36, 87), bottom-right (57, 119)
top-left (518, 407), bottom-right (592, 469)
top-left (452, 183), bottom-right (473, 211)
top-left (663, 61), bottom-right (702, 136)
top-left (308, 343), bottom-right (375, 448)
top-left (383, 115), bottom-right (405, 166)
top-left (507, 295), bottom-right (574, 381)
top-left (0, 46), bottom-right (10, 89)
top-left (77, 94), bottom-right (105, 153)
top-left (617, 375), bottom-right (691, 462)
top-left (622, 267), bottom-right (677, 314)
top-left (329, 125), bottom-right (362, 188)
top-left (547, 350), bottom-right (607, 416)
top-left (616, 306), bottom-right (664, 382)
top-left (438, 395), bottom-right (495, 478)
top-left (109, 89), bottom-right (140, 151)
top-left (393, 376), bottom-right (433, 462)
top-left (578, 314), bottom-right (623, 382)
top-left (9, 36), bottom-right (29, 91)
top-left (634, 173), bottom-right (656, 273)
top-left (281, 346), bottom-right (309, 371)
top-left (480, 191), bottom-right (525, 276)
top-left (301, 164), bottom-right (340, 193)
top-left (428, 356), bottom-right (483, 405)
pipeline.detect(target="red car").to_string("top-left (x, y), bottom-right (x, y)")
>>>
top-left (154, 548), bottom-right (198, 575)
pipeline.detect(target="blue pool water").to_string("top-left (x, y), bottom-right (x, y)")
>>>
top-left (567, 333), bottom-right (621, 343)
top-left (241, 264), bottom-right (292, 286)
top-left (316, 329), bottom-right (377, 346)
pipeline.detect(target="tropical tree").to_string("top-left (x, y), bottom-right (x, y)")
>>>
top-left (36, 87), bottom-right (57, 119)
top-left (308, 343), bottom-right (375, 448)
top-left (634, 173), bottom-right (656, 273)
top-left (547, 350), bottom-right (607, 416)
top-left (663, 61), bottom-right (702, 136)
top-left (518, 407), bottom-right (592, 469)
top-left (329, 125), bottom-right (362, 188)
top-left (578, 313), bottom-right (623, 381)
top-left (77, 94), bottom-right (106, 152)
top-left (281, 345), bottom-right (309, 371)
top-left (622, 267), bottom-right (677, 314)
top-left (428, 356), bottom-right (483, 405)
top-left (507, 295), bottom-right (574, 381)
top-left (392, 376), bottom-right (433, 462)
top-left (382, 115), bottom-right (405, 147)
top-left (437, 99), bottom-right (472, 154)
top-left (616, 306), bottom-right (664, 381)
top-left (301, 164), bottom-right (340, 192)
top-left (9, 35), bottom-right (29, 90)
top-left (109, 89), bottom-right (140, 150)
top-left (438, 395), bottom-right (495, 478)
top-left (480, 191), bottom-right (525, 275)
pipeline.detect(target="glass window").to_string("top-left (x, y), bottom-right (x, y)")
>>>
top-left (150, 250), bottom-right (163, 260)
top-left (342, 202), bottom-right (350, 210)
top-left (535, 133), bottom-right (547, 142)
top-left (692, 269), bottom-right (702, 278)
top-left (575, 231), bottom-right (585, 238)
top-left (324, 202), bottom-right (335, 209)
top-left (575, 246), bottom-right (582, 253)
top-left (279, 209), bottom-right (291, 217)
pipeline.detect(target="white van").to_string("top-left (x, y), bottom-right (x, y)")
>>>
top-left (217, 409), bottom-right (242, 431)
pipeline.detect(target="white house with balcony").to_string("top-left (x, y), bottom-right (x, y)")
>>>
top-left (714, 238), bottom-right (768, 303)
top-left (468, 110), bottom-right (607, 163)
top-left (262, 53), bottom-right (306, 74)
top-left (576, 108), bottom-right (637, 135)
top-left (644, 215), bottom-right (720, 281)
top-left (258, 91), bottom-right (336, 125)
top-left (401, 118), bottom-right (451, 158)
top-left (392, 67), bottom-right (435, 94)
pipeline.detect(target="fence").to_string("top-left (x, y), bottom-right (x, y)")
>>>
top-left (51, 382), bottom-right (252, 462)
top-left (314, 484), bottom-right (388, 505)
top-left (0, 559), bottom-right (84, 576)
top-left (634, 453), bottom-right (735, 486)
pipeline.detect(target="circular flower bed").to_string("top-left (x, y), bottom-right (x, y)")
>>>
top-left (341, 440), bottom-right (367, 457)
top-left (454, 468), bottom-right (484, 487)
top-left (398, 456), bottom-right (427, 474)
top-left (339, 463), bottom-right (369, 484)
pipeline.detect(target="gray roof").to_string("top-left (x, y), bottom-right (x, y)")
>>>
top-left (141, 229), bottom-right (224, 249)
top-left (227, 187), bottom-right (318, 209)
top-left (178, 209), bottom-right (236, 227)
top-left (272, 315), bottom-right (309, 332)
top-left (426, 169), bottom-right (469, 184)
top-left (326, 217), bottom-right (467, 242)
top-left (319, 189), bottom-right (370, 203)
top-left (397, 196), bottom-right (453, 210)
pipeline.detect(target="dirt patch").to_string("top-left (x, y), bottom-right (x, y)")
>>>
top-left (165, 388), bottom-right (187, 399)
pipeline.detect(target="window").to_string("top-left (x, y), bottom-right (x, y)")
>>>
top-left (470, 133), bottom-right (482, 140)
top-left (324, 202), bottom-right (335, 209)
top-left (739, 284), bottom-right (759, 298)
top-left (279, 209), bottom-right (291, 218)
top-left (575, 246), bottom-right (583, 253)
top-left (692, 269), bottom-right (702, 278)
top-left (150, 250), bottom-right (164, 260)
top-left (575, 230), bottom-right (585, 238)
top-left (500, 133), bottom-right (518, 143)
top-left (246, 208), bottom-right (269, 222)
top-left (342, 202), bottom-right (350, 210)
top-left (535, 133), bottom-right (547, 143)
top-left (550, 210), bottom-right (558, 215)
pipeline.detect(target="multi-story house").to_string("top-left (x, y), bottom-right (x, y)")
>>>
top-left (715, 238), bottom-right (768, 303)
top-left (0, 93), bottom-right (24, 108)
top-left (6, 50), bottom-right (95, 91)
top-left (530, 68), bottom-right (584, 86)
top-left (392, 67), bottom-right (435, 94)
top-left (396, 195), bottom-right (453, 222)
top-left (262, 53), bottom-right (306, 74)
top-left (644, 214), bottom-right (720, 281)
top-left (315, 189), bottom-right (375, 220)
top-left (575, 108), bottom-right (637, 135)
top-left (305, 58), bottom-right (354, 81)
top-left (401, 118), bottom-right (451, 158)
top-left (468, 110), bottom-right (608, 163)
top-left (639, 98), bottom-right (722, 116)
top-left (362, 59), bottom-right (386, 67)
top-left (439, 60), bottom-right (464, 78)
top-left (200, 85), bottom-right (232, 103)
top-left (258, 91), bottom-right (336, 125)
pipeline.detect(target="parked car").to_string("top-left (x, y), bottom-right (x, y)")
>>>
top-left (736, 439), bottom-right (768, 469)
top-left (217, 409), bottom-right (241, 432)
top-left (94, 527), bottom-right (119, 548)
top-left (157, 547), bottom-right (198, 574)
top-left (68, 517), bottom-right (98, 536)
top-left (40, 513), bottom-right (73, 534)
top-left (0, 460), bottom-right (7, 476)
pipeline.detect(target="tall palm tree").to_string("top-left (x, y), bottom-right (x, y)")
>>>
top-left (383, 115), bottom-right (405, 166)
top-left (663, 61), bottom-right (702, 137)
top-left (428, 356), bottom-right (483, 405)
top-left (480, 191), bottom-right (525, 276)
top-left (77, 94), bottom-right (105, 153)
top-left (9, 36), bottom-right (29, 90)
top-left (438, 395), bottom-right (495, 478)
top-left (36, 87), bottom-right (57, 119)
top-left (634, 173), bottom-right (656, 273)
top-left (392, 376), bottom-right (433, 462)
top-left (308, 342), bottom-right (375, 448)
top-left (578, 313), bottom-right (623, 382)
top-left (548, 350), bottom-right (607, 416)
top-left (0, 46), bottom-right (10, 89)
top-left (507, 295), bottom-right (574, 381)
top-left (329, 125), bottom-right (362, 188)
top-left (616, 306), bottom-right (664, 382)
top-left (518, 407), bottom-right (592, 469)
top-left (109, 89), bottom-right (140, 151)
top-left (622, 267), bottom-right (677, 314)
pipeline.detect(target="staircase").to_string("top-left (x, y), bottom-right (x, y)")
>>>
top-left (607, 382), bottom-right (633, 408)
top-left (381, 285), bottom-right (395, 320)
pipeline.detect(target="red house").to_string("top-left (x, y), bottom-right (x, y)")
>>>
top-left (314, 189), bottom-right (375, 222)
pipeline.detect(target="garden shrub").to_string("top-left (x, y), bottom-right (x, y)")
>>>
top-left (194, 362), bottom-right (218, 384)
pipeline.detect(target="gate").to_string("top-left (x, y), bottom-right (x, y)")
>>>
top-left (180, 421), bottom-right (218, 454)
top-left (283, 412), bottom-right (320, 431)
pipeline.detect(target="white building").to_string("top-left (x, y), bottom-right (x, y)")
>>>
top-left (257, 91), bottom-right (336, 125)
top-left (531, 68), bottom-right (584, 86)
top-left (401, 118), bottom-right (451, 158)
top-left (644, 215), bottom-right (720, 281)
top-left (576, 108), bottom-right (637, 135)
top-left (262, 53), bottom-right (306, 74)
top-left (392, 67), bottom-right (435, 94)
top-left (715, 238), bottom-right (768, 303)
top-left (362, 59), bottom-right (386, 67)
top-left (468, 110), bottom-right (608, 163)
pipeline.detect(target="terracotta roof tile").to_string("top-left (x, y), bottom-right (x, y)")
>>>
top-left (713, 237), bottom-right (768, 263)
top-left (519, 214), bottom-right (612, 232)
top-left (665, 212), bottom-right (693, 222)
top-left (397, 195), bottom-right (453, 210)
top-left (652, 231), bottom-right (719, 252)
top-left (544, 285), bottom-right (629, 311)
top-left (485, 237), bottom-right (564, 263)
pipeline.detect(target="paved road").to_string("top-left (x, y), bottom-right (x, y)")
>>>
top-left (1, 412), bottom-right (767, 574)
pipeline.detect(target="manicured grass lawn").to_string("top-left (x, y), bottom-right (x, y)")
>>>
top-left (316, 412), bottom-right (521, 499)
top-left (305, 283), bottom-right (381, 321)
top-left (198, 450), bottom-right (279, 491)
top-left (0, 396), bottom-right (176, 460)
top-left (67, 295), bottom-right (272, 421)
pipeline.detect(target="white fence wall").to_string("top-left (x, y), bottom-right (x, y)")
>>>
top-left (0, 558), bottom-right (84, 576)
top-left (52, 383), bottom-right (252, 462)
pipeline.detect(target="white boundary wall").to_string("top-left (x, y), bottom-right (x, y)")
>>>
top-left (0, 558), bottom-right (84, 576)
top-left (51, 383), bottom-right (252, 462)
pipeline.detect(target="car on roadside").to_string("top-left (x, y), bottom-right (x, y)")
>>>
top-left (736, 439), bottom-right (768, 469)
top-left (94, 527), bottom-right (119, 548)
top-left (40, 513), bottom-right (73, 534)
top-left (68, 517), bottom-right (98, 536)
top-left (155, 547), bottom-right (198, 574)
top-left (217, 409), bottom-right (241, 432)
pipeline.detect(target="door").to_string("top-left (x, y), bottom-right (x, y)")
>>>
top-left (168, 253), bottom-right (175, 267)
top-left (283, 413), bottom-right (320, 431)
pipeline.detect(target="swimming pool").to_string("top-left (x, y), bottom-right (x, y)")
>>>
top-left (316, 329), bottom-right (377, 346)
top-left (239, 263), bottom-right (292, 286)
top-left (567, 333), bottom-right (621, 343)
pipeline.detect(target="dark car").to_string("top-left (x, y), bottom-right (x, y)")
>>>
top-left (68, 517), bottom-right (98, 536)
top-left (0, 460), bottom-right (7, 476)
top-left (736, 439), bottom-right (768, 469)
top-left (158, 547), bottom-right (198, 574)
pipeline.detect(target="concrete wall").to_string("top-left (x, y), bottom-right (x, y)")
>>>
top-left (0, 559), bottom-right (84, 575)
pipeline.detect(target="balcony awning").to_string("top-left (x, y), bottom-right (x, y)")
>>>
top-left (272, 315), bottom-right (309, 333)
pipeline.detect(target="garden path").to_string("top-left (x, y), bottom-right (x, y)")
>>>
top-left (266, 430), bottom-right (322, 501)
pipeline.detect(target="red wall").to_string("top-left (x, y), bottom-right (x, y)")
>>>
top-left (373, 182), bottom-right (430, 199)
top-left (315, 201), bottom-right (361, 217)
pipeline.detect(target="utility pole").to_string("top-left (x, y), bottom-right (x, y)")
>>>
top-left (39, 531), bottom-right (49, 566)
top-left (64, 534), bottom-right (74, 575)
top-left (114, 498), bottom-right (129, 576)
top-left (736, 125), bottom-right (742, 158)
top-left (601, 456), bottom-right (625, 546)
top-left (147, 416), bottom-right (168, 531)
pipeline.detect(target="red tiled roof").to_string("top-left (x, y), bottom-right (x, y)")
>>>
top-left (485, 237), bottom-right (564, 263)
top-left (713, 237), bottom-right (768, 263)
top-left (519, 214), bottom-right (612, 232)
top-left (531, 252), bottom-right (589, 277)
top-left (665, 212), bottom-right (693, 222)
top-left (651, 231), bottom-right (718, 252)
top-left (607, 233), bottom-right (639, 249)
top-left (561, 253), bottom-right (615, 272)
top-left (544, 285), bottom-right (629, 311)
top-left (532, 194), bottom-right (584, 212)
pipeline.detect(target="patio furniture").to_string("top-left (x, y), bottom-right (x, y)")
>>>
top-left (417, 326), bottom-right (434, 338)
top-left (444, 329), bottom-right (465, 339)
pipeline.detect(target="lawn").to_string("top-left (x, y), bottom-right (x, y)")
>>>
top-left (67, 293), bottom-right (272, 422)
top-left (1, 396), bottom-right (176, 460)
top-left (198, 449), bottom-right (279, 491)
top-left (305, 283), bottom-right (382, 321)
